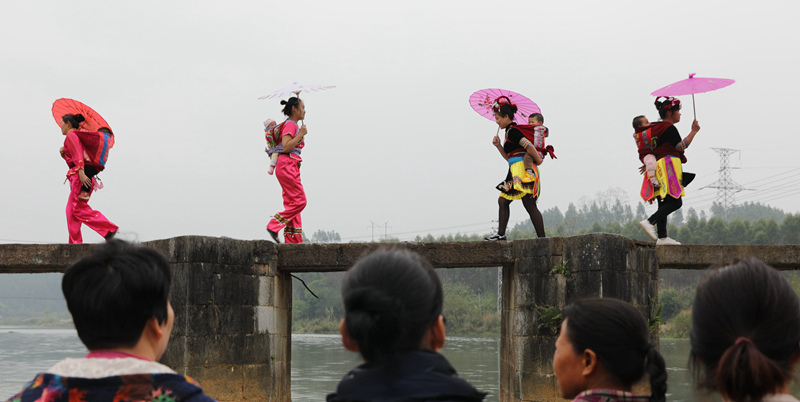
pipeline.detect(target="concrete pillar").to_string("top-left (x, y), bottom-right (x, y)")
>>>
top-left (146, 236), bottom-right (292, 402)
top-left (501, 234), bottom-right (658, 402)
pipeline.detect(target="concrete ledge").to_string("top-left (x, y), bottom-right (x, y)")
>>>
top-left (657, 245), bottom-right (800, 270)
top-left (0, 243), bottom-right (93, 273)
top-left (276, 241), bottom-right (514, 272)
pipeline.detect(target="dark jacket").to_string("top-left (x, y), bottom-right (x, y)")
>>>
top-left (327, 349), bottom-right (487, 402)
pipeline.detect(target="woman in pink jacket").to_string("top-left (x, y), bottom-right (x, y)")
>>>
top-left (59, 113), bottom-right (118, 244)
top-left (266, 97), bottom-right (307, 243)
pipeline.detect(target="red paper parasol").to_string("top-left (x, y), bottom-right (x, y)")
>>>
top-left (52, 98), bottom-right (112, 133)
top-left (469, 88), bottom-right (540, 124)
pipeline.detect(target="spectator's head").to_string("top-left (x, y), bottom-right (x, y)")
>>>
top-left (60, 114), bottom-right (85, 134)
top-left (492, 96), bottom-right (517, 129)
top-left (690, 258), bottom-right (800, 401)
top-left (554, 298), bottom-right (667, 402)
top-left (340, 248), bottom-right (444, 364)
top-left (97, 126), bottom-right (113, 135)
top-left (632, 115), bottom-right (649, 129)
top-left (528, 113), bottom-right (544, 125)
top-left (62, 240), bottom-right (173, 360)
top-left (280, 97), bottom-right (305, 120)
top-left (654, 96), bottom-right (682, 122)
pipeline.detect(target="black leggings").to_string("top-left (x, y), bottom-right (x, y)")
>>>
top-left (647, 196), bottom-right (682, 238)
top-left (497, 194), bottom-right (545, 238)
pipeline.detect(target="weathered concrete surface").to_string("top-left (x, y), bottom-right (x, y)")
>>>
top-left (657, 244), bottom-right (800, 270)
top-left (276, 240), bottom-right (514, 271)
top-left (501, 234), bottom-right (659, 402)
top-left (144, 236), bottom-right (291, 402)
top-left (0, 243), bottom-right (92, 273)
top-left (4, 236), bottom-right (800, 402)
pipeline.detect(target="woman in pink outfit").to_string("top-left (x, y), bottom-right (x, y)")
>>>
top-left (266, 97), bottom-right (307, 243)
top-left (60, 113), bottom-right (118, 244)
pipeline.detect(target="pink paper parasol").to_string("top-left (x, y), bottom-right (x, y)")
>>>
top-left (470, 88), bottom-right (540, 125)
top-left (651, 73), bottom-right (735, 119)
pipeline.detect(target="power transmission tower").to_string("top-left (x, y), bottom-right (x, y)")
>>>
top-left (701, 148), bottom-right (746, 214)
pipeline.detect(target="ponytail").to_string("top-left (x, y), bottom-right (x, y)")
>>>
top-left (690, 258), bottom-right (800, 401)
top-left (715, 338), bottom-right (787, 401)
top-left (645, 344), bottom-right (667, 402)
top-left (343, 287), bottom-right (404, 364)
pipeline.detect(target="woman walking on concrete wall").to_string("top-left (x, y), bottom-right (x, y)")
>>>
top-left (485, 96), bottom-right (545, 241)
top-left (266, 97), bottom-right (308, 243)
top-left (638, 97), bottom-right (700, 245)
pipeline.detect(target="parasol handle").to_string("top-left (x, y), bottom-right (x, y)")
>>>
top-left (691, 94), bottom-right (697, 120)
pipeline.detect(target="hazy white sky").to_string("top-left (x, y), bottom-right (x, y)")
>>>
top-left (1, 0), bottom-right (798, 244)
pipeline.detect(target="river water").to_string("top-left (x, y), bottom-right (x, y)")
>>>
top-left (0, 327), bottom-right (718, 401)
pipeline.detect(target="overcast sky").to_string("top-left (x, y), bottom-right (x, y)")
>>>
top-left (1, 0), bottom-right (798, 244)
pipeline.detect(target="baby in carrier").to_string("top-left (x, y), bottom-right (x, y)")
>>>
top-left (522, 113), bottom-right (554, 181)
top-left (632, 115), bottom-right (661, 189)
top-left (264, 119), bottom-right (279, 175)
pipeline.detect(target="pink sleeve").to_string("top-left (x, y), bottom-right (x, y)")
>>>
top-left (63, 131), bottom-right (85, 169)
top-left (281, 121), bottom-right (299, 138)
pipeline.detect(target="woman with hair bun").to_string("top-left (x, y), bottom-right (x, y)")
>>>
top-left (485, 96), bottom-right (545, 241)
top-left (328, 248), bottom-right (486, 402)
top-left (690, 258), bottom-right (800, 402)
top-left (59, 113), bottom-right (118, 244)
top-left (553, 298), bottom-right (667, 402)
top-left (637, 96), bottom-right (700, 245)
top-left (266, 96), bottom-right (307, 243)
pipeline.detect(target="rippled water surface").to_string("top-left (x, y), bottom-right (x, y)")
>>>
top-left (0, 328), bottom-right (735, 401)
top-left (0, 327), bottom-right (86, 398)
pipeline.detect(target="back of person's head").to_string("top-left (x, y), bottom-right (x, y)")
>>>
top-left (632, 115), bottom-right (647, 129)
top-left (62, 240), bottom-right (172, 350)
top-left (690, 257), bottom-right (800, 401)
top-left (529, 113), bottom-right (544, 124)
top-left (61, 113), bottom-right (86, 129)
top-left (654, 97), bottom-right (681, 119)
top-left (563, 298), bottom-right (667, 402)
top-left (341, 248), bottom-right (443, 364)
top-left (97, 126), bottom-right (113, 135)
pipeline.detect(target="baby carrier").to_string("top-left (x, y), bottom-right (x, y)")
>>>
top-left (75, 130), bottom-right (114, 171)
top-left (514, 124), bottom-right (556, 159)
top-left (265, 121), bottom-right (287, 156)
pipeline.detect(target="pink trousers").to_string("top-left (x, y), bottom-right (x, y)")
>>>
top-left (267, 155), bottom-right (306, 243)
top-left (66, 173), bottom-right (118, 244)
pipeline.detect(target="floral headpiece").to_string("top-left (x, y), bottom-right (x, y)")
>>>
top-left (492, 96), bottom-right (516, 113)
top-left (656, 96), bottom-right (681, 111)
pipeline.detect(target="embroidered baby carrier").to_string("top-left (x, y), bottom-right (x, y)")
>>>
top-left (75, 130), bottom-right (114, 171)
top-left (511, 124), bottom-right (557, 159)
top-left (265, 121), bottom-right (287, 156)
